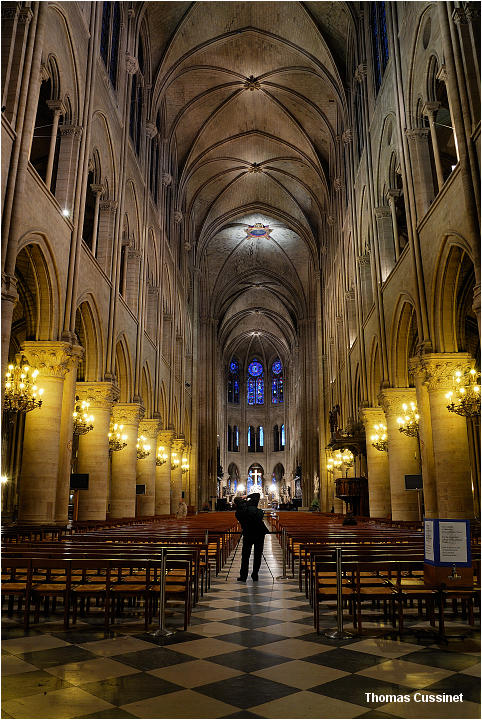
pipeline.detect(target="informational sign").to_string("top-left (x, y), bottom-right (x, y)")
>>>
top-left (424, 519), bottom-right (434, 562)
top-left (424, 519), bottom-right (471, 567)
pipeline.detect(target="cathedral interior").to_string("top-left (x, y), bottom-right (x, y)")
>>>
top-left (1, 2), bottom-right (481, 719)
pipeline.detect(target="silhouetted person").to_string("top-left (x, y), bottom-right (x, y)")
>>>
top-left (234, 493), bottom-right (268, 581)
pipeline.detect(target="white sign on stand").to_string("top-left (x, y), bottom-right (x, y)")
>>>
top-left (439, 522), bottom-right (468, 564)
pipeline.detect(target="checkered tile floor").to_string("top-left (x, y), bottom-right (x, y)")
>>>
top-left (2, 534), bottom-right (480, 718)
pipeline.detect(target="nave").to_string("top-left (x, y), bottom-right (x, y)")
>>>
top-left (2, 518), bottom-right (480, 719)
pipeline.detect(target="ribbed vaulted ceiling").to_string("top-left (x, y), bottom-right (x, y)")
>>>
top-left (144, 1), bottom-right (353, 361)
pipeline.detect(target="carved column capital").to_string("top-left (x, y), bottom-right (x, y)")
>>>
top-left (113, 402), bottom-right (145, 426)
top-left (145, 121), bottom-right (157, 139)
top-left (139, 419), bottom-right (162, 441)
top-left (333, 177), bottom-right (344, 192)
top-left (99, 200), bottom-right (118, 213)
top-left (162, 173), bottom-right (172, 187)
top-left (359, 406), bottom-right (386, 427)
top-left (354, 62), bottom-right (367, 83)
top-left (158, 429), bottom-right (175, 447)
top-left (46, 99), bottom-right (66, 116)
top-left (17, 7), bottom-right (33, 24)
top-left (374, 205), bottom-right (391, 219)
top-left (409, 352), bottom-right (475, 391)
top-left (422, 101), bottom-right (441, 118)
top-left (76, 381), bottom-right (120, 410)
top-left (342, 128), bottom-right (353, 144)
top-left (173, 210), bottom-right (183, 224)
top-left (405, 127), bottom-right (430, 143)
top-left (378, 387), bottom-right (417, 416)
top-left (21, 341), bottom-right (84, 379)
top-left (345, 289), bottom-right (355, 301)
top-left (59, 125), bottom-right (83, 139)
top-left (357, 252), bottom-right (371, 267)
top-left (171, 438), bottom-right (185, 454)
top-left (125, 53), bottom-right (139, 75)
top-left (326, 214), bottom-right (336, 226)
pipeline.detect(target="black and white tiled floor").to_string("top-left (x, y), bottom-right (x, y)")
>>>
top-left (2, 534), bottom-right (480, 719)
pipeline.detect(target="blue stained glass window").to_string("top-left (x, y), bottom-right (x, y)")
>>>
top-left (248, 360), bottom-right (263, 377)
top-left (272, 359), bottom-right (284, 404)
top-left (281, 423), bottom-right (285, 449)
top-left (230, 360), bottom-right (239, 373)
top-left (379, 2), bottom-right (389, 71)
top-left (259, 426), bottom-right (264, 446)
top-left (248, 359), bottom-right (264, 404)
top-left (109, 3), bottom-right (120, 87)
top-left (228, 357), bottom-right (240, 403)
top-left (372, 4), bottom-right (382, 91)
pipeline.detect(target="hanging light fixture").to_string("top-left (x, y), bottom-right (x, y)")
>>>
top-left (72, 396), bottom-right (94, 435)
top-left (4, 360), bottom-right (44, 414)
top-left (397, 402), bottom-right (419, 437)
top-left (156, 446), bottom-right (168, 466)
top-left (341, 448), bottom-right (354, 468)
top-left (446, 368), bottom-right (480, 418)
top-left (371, 423), bottom-right (388, 451)
top-left (181, 456), bottom-right (189, 474)
top-left (108, 422), bottom-right (127, 452)
top-left (171, 452), bottom-right (179, 470)
top-left (326, 459), bottom-right (334, 474)
top-left (136, 435), bottom-right (151, 460)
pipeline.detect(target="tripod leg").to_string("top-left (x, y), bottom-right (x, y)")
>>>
top-left (225, 536), bottom-right (242, 582)
top-left (262, 553), bottom-right (275, 583)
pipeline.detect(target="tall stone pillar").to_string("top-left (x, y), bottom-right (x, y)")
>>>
top-left (415, 354), bottom-right (475, 518)
top-left (76, 382), bottom-right (119, 521)
top-left (110, 403), bottom-right (144, 518)
top-left (55, 344), bottom-right (83, 524)
top-left (360, 407), bottom-right (391, 518)
top-left (156, 430), bottom-right (173, 515)
top-left (1, 273), bottom-right (18, 382)
top-left (136, 419), bottom-right (160, 516)
top-left (408, 358), bottom-right (438, 518)
top-left (171, 438), bottom-right (185, 513)
top-left (378, 388), bottom-right (420, 521)
top-left (405, 128), bottom-right (435, 217)
top-left (18, 341), bottom-right (77, 524)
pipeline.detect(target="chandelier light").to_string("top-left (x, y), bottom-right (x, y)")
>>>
top-left (326, 459), bottom-right (334, 474)
top-left (136, 435), bottom-right (151, 460)
top-left (72, 396), bottom-right (94, 435)
top-left (397, 402), bottom-right (419, 437)
top-left (446, 368), bottom-right (480, 418)
top-left (171, 452), bottom-right (179, 470)
top-left (371, 423), bottom-right (388, 451)
top-left (156, 446), bottom-right (168, 466)
top-left (4, 361), bottom-right (44, 414)
top-left (108, 422), bottom-right (127, 452)
top-left (181, 456), bottom-right (189, 474)
top-left (341, 449), bottom-right (354, 468)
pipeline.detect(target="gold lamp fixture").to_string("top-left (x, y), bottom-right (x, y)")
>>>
top-left (371, 423), bottom-right (388, 451)
top-left (397, 402), bottom-right (419, 437)
top-left (341, 448), bottom-right (354, 468)
top-left (181, 456), bottom-right (189, 474)
top-left (136, 435), bottom-right (151, 460)
top-left (171, 452), bottom-right (179, 470)
top-left (72, 396), bottom-right (94, 436)
top-left (108, 422), bottom-right (127, 452)
top-left (326, 459), bottom-right (334, 474)
top-left (446, 368), bottom-right (480, 418)
top-left (156, 446), bottom-right (168, 466)
top-left (4, 360), bottom-right (44, 414)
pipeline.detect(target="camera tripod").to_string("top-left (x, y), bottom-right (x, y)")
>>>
top-left (225, 532), bottom-right (275, 583)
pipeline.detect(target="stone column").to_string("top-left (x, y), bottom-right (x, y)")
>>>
top-left (415, 354), bottom-right (475, 518)
top-left (76, 382), bottom-right (119, 521)
top-left (357, 253), bottom-right (373, 317)
top-left (55, 344), bottom-right (83, 524)
top-left (405, 128), bottom-right (434, 217)
top-left (387, 190), bottom-right (401, 261)
top-left (55, 125), bottom-right (82, 211)
top-left (89, 184), bottom-right (104, 257)
top-left (136, 419), bottom-right (160, 516)
top-left (45, 100), bottom-right (65, 191)
top-left (1, 274), bottom-right (18, 382)
top-left (360, 407), bottom-right (391, 518)
top-left (17, 341), bottom-right (77, 524)
top-left (156, 430), bottom-right (173, 515)
top-left (96, 200), bottom-right (117, 275)
top-left (408, 358), bottom-right (438, 518)
top-left (110, 403), bottom-right (144, 518)
top-left (171, 438), bottom-right (185, 513)
top-left (423, 101), bottom-right (445, 191)
top-left (378, 388), bottom-right (420, 521)
top-left (374, 206), bottom-right (395, 281)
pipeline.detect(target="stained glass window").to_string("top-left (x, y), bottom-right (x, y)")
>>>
top-left (281, 423), bottom-right (285, 449)
top-left (371, 2), bottom-right (389, 94)
top-left (109, 3), bottom-right (120, 87)
top-left (247, 359), bottom-right (264, 405)
top-left (272, 359), bottom-right (284, 404)
top-left (100, 3), bottom-right (110, 67)
top-left (100, 3), bottom-right (120, 89)
top-left (228, 358), bottom-right (240, 403)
